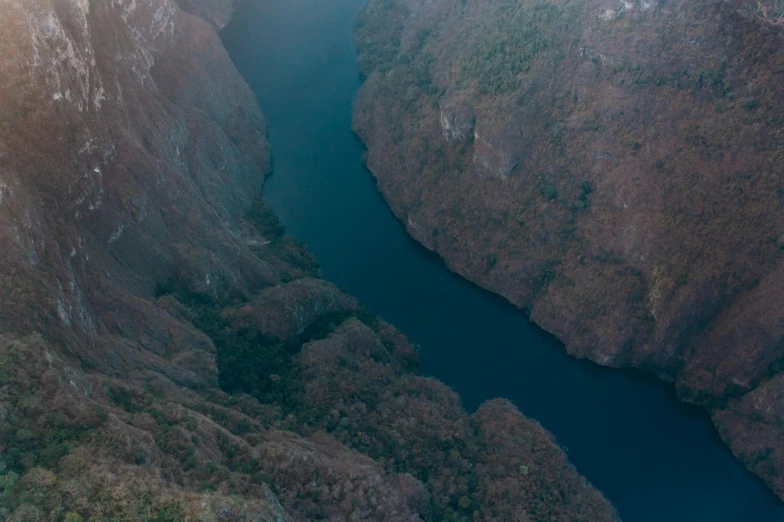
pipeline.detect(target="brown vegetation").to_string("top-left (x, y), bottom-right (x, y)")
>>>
top-left (353, 0), bottom-right (784, 499)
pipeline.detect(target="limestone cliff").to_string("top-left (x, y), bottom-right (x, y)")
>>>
top-left (353, 0), bottom-right (784, 499)
top-left (0, 0), bottom-right (271, 381)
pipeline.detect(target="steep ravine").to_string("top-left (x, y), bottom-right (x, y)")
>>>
top-left (0, 0), bottom-right (617, 520)
top-left (223, 0), bottom-right (784, 520)
top-left (352, 0), bottom-right (784, 501)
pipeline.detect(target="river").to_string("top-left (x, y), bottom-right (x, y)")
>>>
top-left (220, 1), bottom-right (784, 520)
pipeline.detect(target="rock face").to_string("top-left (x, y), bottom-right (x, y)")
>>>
top-left (0, 0), bottom-right (271, 377)
top-left (0, 0), bottom-right (616, 519)
top-left (353, 0), bottom-right (784, 499)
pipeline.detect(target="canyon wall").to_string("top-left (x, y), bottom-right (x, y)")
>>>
top-left (353, 0), bottom-right (784, 498)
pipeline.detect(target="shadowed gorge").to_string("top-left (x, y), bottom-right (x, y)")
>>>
top-left (0, 0), bottom-right (617, 520)
top-left (222, 0), bottom-right (784, 520)
top-left (1, 0), bottom-right (783, 520)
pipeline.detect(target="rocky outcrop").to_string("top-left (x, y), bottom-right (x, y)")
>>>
top-left (0, 0), bottom-right (617, 519)
top-left (353, 0), bottom-right (784, 498)
top-left (0, 0), bottom-right (271, 377)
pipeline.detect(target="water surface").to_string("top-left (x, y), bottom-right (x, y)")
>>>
top-left (221, 1), bottom-right (784, 520)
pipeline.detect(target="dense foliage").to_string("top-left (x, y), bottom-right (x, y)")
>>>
top-left (353, 0), bottom-right (784, 502)
top-left (156, 198), bottom-right (615, 521)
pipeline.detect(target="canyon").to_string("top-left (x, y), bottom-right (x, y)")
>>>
top-left (0, 0), bottom-right (618, 520)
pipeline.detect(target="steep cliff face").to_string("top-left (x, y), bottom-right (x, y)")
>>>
top-left (0, 0), bottom-right (617, 519)
top-left (353, 0), bottom-right (784, 499)
top-left (0, 0), bottom-right (271, 381)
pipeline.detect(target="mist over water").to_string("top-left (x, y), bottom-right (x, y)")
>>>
top-left (221, 1), bottom-right (784, 520)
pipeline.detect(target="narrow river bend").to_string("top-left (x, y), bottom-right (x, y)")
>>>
top-left (221, 1), bottom-right (784, 520)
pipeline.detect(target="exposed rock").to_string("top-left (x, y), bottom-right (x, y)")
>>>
top-left (0, 0), bottom-right (272, 366)
top-left (472, 117), bottom-right (527, 179)
top-left (440, 98), bottom-right (475, 143)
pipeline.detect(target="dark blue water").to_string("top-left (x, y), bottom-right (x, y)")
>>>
top-left (221, 1), bottom-right (784, 520)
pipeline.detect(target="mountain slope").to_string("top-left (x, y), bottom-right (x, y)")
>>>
top-left (353, 0), bottom-right (784, 498)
